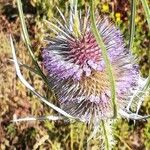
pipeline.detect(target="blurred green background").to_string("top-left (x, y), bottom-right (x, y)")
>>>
top-left (0, 0), bottom-right (150, 149)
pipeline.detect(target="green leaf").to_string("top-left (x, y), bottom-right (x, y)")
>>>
top-left (141, 0), bottom-right (150, 30)
top-left (89, 0), bottom-right (117, 119)
top-left (17, 0), bottom-right (54, 94)
top-left (128, 0), bottom-right (136, 50)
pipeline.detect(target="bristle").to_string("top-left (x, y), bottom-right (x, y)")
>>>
top-left (42, 10), bottom-right (139, 122)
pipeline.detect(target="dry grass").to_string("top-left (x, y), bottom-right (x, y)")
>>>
top-left (0, 0), bottom-right (150, 149)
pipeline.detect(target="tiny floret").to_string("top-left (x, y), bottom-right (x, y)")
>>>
top-left (42, 11), bottom-right (139, 122)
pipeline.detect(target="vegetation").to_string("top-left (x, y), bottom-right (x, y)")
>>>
top-left (0, 0), bottom-right (149, 149)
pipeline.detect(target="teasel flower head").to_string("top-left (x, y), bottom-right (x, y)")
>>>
top-left (42, 8), bottom-right (139, 123)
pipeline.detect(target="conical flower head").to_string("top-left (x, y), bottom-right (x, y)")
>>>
top-left (42, 11), bottom-right (139, 122)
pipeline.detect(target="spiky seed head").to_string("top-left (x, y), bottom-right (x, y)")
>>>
top-left (42, 10), bottom-right (139, 122)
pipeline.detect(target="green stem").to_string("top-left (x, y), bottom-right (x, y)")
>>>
top-left (90, 0), bottom-right (117, 118)
top-left (101, 120), bottom-right (110, 150)
top-left (141, 0), bottom-right (150, 100)
top-left (128, 0), bottom-right (136, 50)
top-left (17, 0), bottom-right (54, 94)
top-left (79, 124), bottom-right (86, 150)
top-left (141, 0), bottom-right (150, 30)
top-left (70, 123), bottom-right (74, 150)
top-left (17, 0), bottom-right (30, 45)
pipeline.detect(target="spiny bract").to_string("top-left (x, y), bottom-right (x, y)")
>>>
top-left (42, 9), bottom-right (139, 122)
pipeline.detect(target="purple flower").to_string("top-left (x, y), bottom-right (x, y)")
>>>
top-left (42, 14), bottom-right (139, 122)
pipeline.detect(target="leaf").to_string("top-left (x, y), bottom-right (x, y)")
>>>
top-left (89, 0), bottom-right (117, 119)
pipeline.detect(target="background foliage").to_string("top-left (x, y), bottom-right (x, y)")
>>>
top-left (0, 0), bottom-right (150, 149)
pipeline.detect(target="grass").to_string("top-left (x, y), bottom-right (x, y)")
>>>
top-left (0, 0), bottom-right (150, 149)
